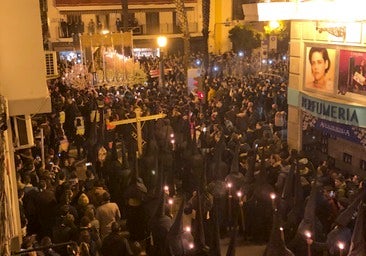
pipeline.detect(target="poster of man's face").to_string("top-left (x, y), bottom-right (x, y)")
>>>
top-left (304, 47), bottom-right (336, 93)
top-left (338, 49), bottom-right (366, 96)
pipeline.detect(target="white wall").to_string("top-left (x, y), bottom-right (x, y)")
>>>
top-left (0, 0), bottom-right (51, 116)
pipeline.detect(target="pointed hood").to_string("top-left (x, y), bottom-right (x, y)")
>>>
top-left (230, 141), bottom-right (240, 174)
top-left (120, 139), bottom-right (130, 169)
top-left (166, 197), bottom-right (194, 255)
top-left (285, 166), bottom-right (305, 229)
top-left (264, 209), bottom-right (294, 256)
top-left (335, 186), bottom-right (366, 227)
top-left (281, 162), bottom-right (296, 200)
top-left (297, 176), bottom-right (319, 236)
top-left (150, 190), bottom-right (172, 255)
top-left (347, 201), bottom-right (366, 256)
top-left (141, 135), bottom-right (159, 196)
top-left (190, 131), bottom-right (204, 191)
top-left (210, 198), bottom-right (222, 256)
top-left (210, 135), bottom-right (228, 182)
top-left (225, 141), bottom-right (244, 191)
top-left (244, 149), bottom-right (256, 184)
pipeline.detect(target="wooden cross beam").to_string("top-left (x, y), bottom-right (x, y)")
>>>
top-left (109, 107), bottom-right (166, 158)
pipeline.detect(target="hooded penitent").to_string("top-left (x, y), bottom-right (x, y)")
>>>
top-left (141, 135), bottom-right (159, 195)
top-left (225, 141), bottom-right (244, 192)
top-left (166, 196), bottom-right (194, 256)
top-left (335, 185), bottom-right (366, 227)
top-left (347, 200), bottom-right (366, 256)
top-left (150, 187), bottom-right (172, 256)
top-left (296, 175), bottom-right (319, 238)
top-left (264, 209), bottom-right (294, 256)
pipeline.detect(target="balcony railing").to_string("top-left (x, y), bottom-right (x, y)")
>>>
top-left (55, 22), bottom-right (198, 40)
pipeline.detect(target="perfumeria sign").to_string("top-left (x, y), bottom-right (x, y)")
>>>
top-left (300, 94), bottom-right (360, 126)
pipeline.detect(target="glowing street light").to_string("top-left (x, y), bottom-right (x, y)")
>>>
top-left (157, 36), bottom-right (167, 48)
top-left (269, 20), bottom-right (280, 30)
top-left (157, 36), bottom-right (167, 89)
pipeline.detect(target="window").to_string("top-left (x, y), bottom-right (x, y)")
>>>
top-left (320, 133), bottom-right (328, 154)
top-left (146, 12), bottom-right (159, 34)
top-left (65, 15), bottom-right (84, 36)
top-left (343, 153), bottom-right (352, 164)
top-left (360, 160), bottom-right (366, 171)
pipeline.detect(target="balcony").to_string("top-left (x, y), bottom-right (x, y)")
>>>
top-left (52, 21), bottom-right (199, 44)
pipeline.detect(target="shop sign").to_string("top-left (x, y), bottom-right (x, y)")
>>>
top-left (301, 93), bottom-right (360, 126)
top-left (303, 111), bottom-right (366, 149)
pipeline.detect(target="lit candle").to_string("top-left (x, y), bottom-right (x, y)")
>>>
top-left (227, 182), bottom-right (232, 197)
top-left (164, 185), bottom-right (169, 195)
top-left (237, 190), bottom-right (245, 232)
top-left (171, 139), bottom-right (175, 150)
top-left (305, 231), bottom-right (312, 256)
top-left (270, 192), bottom-right (276, 209)
top-left (168, 198), bottom-right (174, 214)
top-left (185, 226), bottom-right (191, 232)
top-left (237, 191), bottom-right (242, 199)
top-left (305, 231), bottom-right (311, 239)
top-left (279, 227), bottom-right (285, 241)
top-left (189, 243), bottom-right (194, 250)
top-left (227, 182), bottom-right (233, 223)
top-left (337, 242), bottom-right (345, 256)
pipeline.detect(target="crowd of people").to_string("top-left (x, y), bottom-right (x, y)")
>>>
top-left (14, 51), bottom-right (365, 256)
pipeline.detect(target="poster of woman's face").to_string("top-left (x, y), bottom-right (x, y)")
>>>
top-left (304, 47), bottom-right (336, 93)
top-left (338, 49), bottom-right (366, 96)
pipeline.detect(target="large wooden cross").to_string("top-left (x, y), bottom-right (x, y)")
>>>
top-left (109, 107), bottom-right (166, 158)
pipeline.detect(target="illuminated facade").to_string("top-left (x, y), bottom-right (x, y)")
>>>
top-left (243, 0), bottom-right (366, 173)
top-left (46, 0), bottom-right (236, 54)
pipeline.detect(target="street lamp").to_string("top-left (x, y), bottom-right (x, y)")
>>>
top-left (157, 36), bottom-right (167, 89)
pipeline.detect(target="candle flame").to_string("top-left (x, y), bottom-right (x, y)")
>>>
top-left (338, 242), bottom-right (345, 250)
top-left (270, 193), bottom-right (276, 200)
top-left (305, 231), bottom-right (311, 238)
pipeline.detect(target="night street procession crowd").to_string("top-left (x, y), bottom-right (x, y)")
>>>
top-left (15, 51), bottom-right (366, 256)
